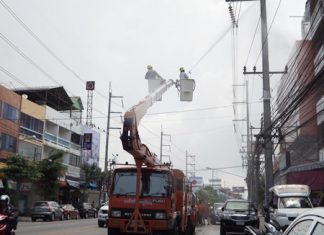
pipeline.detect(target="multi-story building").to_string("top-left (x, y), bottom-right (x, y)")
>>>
top-left (275, 0), bottom-right (324, 202)
top-left (0, 85), bottom-right (21, 197)
top-left (1, 85), bottom-right (101, 213)
top-left (14, 87), bottom-right (85, 205)
top-left (0, 85), bottom-right (21, 160)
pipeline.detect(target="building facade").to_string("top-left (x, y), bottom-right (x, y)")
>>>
top-left (0, 85), bottom-right (101, 213)
top-left (274, 0), bottom-right (324, 203)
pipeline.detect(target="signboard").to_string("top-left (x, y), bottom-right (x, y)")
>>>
top-left (232, 186), bottom-right (245, 193)
top-left (209, 178), bottom-right (221, 183)
top-left (82, 133), bottom-right (92, 150)
top-left (82, 126), bottom-right (100, 166)
top-left (86, 81), bottom-right (95, 90)
top-left (189, 176), bottom-right (204, 187)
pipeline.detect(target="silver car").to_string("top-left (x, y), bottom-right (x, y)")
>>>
top-left (31, 201), bottom-right (64, 222)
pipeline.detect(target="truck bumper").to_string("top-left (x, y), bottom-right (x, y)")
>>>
top-left (108, 218), bottom-right (171, 233)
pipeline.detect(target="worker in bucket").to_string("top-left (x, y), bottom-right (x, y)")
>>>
top-left (179, 67), bottom-right (189, 80)
top-left (145, 65), bottom-right (163, 80)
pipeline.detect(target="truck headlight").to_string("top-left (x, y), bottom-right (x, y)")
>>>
top-left (155, 212), bottom-right (166, 219)
top-left (111, 210), bottom-right (121, 217)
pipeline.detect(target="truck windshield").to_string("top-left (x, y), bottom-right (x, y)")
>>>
top-left (279, 197), bottom-right (312, 208)
top-left (112, 171), bottom-right (169, 197)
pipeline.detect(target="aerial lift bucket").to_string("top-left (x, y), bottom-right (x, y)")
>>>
top-left (148, 79), bottom-right (164, 101)
top-left (179, 79), bottom-right (195, 101)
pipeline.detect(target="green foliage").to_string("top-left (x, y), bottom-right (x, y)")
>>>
top-left (0, 154), bottom-right (41, 183)
top-left (37, 150), bottom-right (66, 200)
top-left (195, 186), bottom-right (219, 205)
top-left (81, 164), bottom-right (102, 184)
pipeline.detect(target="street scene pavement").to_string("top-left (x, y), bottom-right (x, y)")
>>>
top-left (16, 219), bottom-right (220, 235)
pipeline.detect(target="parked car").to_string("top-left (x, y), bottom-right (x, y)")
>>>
top-left (98, 202), bottom-right (108, 227)
top-left (31, 201), bottom-right (64, 222)
top-left (245, 207), bottom-right (324, 235)
top-left (220, 200), bottom-right (259, 235)
top-left (77, 202), bottom-right (97, 219)
top-left (211, 202), bottom-right (224, 224)
top-left (62, 204), bottom-right (79, 220)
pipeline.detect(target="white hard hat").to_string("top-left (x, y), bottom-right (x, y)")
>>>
top-left (0, 195), bottom-right (9, 205)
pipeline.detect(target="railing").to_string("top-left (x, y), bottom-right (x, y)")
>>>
top-left (58, 137), bottom-right (70, 149)
top-left (44, 132), bottom-right (57, 144)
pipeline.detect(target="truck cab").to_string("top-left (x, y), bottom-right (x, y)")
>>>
top-left (269, 184), bottom-right (313, 230)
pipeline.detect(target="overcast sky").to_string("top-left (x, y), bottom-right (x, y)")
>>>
top-left (0, 0), bottom-right (306, 189)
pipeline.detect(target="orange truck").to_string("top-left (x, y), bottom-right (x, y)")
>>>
top-left (107, 77), bottom-right (196, 234)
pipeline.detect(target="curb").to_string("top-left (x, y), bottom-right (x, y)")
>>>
top-left (18, 217), bottom-right (31, 222)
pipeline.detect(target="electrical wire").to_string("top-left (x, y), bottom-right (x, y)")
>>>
top-left (0, 0), bottom-right (124, 111)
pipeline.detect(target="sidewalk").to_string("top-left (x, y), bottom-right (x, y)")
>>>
top-left (18, 216), bottom-right (31, 222)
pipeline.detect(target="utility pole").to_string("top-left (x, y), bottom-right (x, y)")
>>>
top-left (245, 79), bottom-right (254, 203)
top-left (104, 82), bottom-right (123, 173)
top-left (227, 0), bottom-right (288, 209)
top-left (186, 153), bottom-right (196, 177)
top-left (259, 0), bottom-right (273, 209)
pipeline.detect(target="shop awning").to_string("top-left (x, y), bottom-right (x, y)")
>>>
top-left (67, 179), bottom-right (80, 189)
top-left (287, 170), bottom-right (324, 191)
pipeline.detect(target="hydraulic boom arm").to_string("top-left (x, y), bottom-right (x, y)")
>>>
top-left (120, 79), bottom-right (174, 167)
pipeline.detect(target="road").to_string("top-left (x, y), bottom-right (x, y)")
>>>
top-left (16, 219), bottom-right (220, 235)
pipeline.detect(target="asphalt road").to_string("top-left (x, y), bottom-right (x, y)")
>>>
top-left (16, 219), bottom-right (220, 235)
top-left (16, 218), bottom-right (106, 235)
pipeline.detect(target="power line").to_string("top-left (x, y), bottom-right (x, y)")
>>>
top-left (0, 0), bottom-right (124, 111)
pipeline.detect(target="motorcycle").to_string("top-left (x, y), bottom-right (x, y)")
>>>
top-left (245, 219), bottom-right (282, 235)
top-left (0, 214), bottom-right (15, 235)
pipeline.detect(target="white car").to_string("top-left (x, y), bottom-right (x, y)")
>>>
top-left (98, 203), bottom-right (108, 227)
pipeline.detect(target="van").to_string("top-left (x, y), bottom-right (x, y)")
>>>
top-left (269, 184), bottom-right (313, 230)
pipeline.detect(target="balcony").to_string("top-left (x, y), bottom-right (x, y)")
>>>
top-left (44, 132), bottom-right (82, 155)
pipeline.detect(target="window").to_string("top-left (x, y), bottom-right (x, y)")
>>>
top-left (312, 222), bottom-right (324, 235)
top-left (20, 113), bottom-right (44, 133)
top-left (112, 171), bottom-right (170, 197)
top-left (3, 103), bottom-right (18, 123)
top-left (287, 220), bottom-right (313, 235)
top-left (279, 197), bottom-right (312, 208)
top-left (69, 154), bottom-right (80, 167)
top-left (225, 201), bottom-right (250, 210)
top-left (0, 133), bottom-right (17, 152)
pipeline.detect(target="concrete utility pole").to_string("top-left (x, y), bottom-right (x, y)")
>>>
top-left (245, 79), bottom-right (254, 203)
top-left (104, 82), bottom-right (123, 173)
top-left (226, 0), bottom-right (281, 208)
top-left (186, 152), bottom-right (196, 177)
top-left (259, 0), bottom-right (273, 208)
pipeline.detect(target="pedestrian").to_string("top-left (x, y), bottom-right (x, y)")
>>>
top-left (179, 67), bottom-right (189, 80)
top-left (145, 65), bottom-right (163, 80)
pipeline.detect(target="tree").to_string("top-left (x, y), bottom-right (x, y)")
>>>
top-left (81, 164), bottom-right (102, 202)
top-left (81, 164), bottom-right (102, 185)
top-left (195, 186), bottom-right (219, 205)
top-left (0, 154), bottom-right (41, 205)
top-left (37, 150), bottom-right (66, 200)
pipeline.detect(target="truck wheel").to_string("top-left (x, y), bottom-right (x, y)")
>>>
top-left (220, 225), bottom-right (226, 235)
top-left (107, 228), bottom-right (120, 235)
top-left (98, 221), bottom-right (105, 227)
top-left (171, 225), bottom-right (180, 235)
